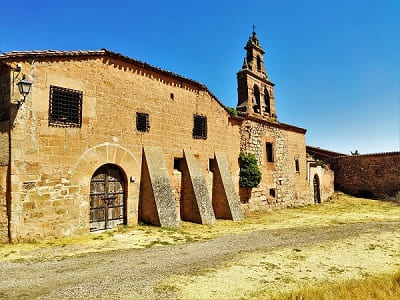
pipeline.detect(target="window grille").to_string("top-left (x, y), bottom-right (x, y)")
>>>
top-left (266, 142), bottom-right (274, 162)
top-left (136, 113), bottom-right (149, 132)
top-left (193, 115), bottom-right (207, 139)
top-left (49, 86), bottom-right (82, 127)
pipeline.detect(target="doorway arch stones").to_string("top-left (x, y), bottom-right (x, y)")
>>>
top-left (69, 142), bottom-right (141, 227)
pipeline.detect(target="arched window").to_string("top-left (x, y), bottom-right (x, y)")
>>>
top-left (253, 85), bottom-right (261, 113)
top-left (257, 56), bottom-right (261, 71)
top-left (264, 88), bottom-right (271, 114)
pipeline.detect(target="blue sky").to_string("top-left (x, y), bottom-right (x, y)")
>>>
top-left (1, 0), bottom-right (399, 154)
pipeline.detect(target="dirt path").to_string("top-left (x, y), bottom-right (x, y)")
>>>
top-left (0, 220), bottom-right (399, 299)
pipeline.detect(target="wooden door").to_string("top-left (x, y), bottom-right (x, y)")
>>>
top-left (90, 164), bottom-right (126, 231)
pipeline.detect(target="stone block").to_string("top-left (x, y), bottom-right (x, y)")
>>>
top-left (180, 149), bottom-right (216, 225)
top-left (211, 152), bottom-right (243, 221)
top-left (139, 146), bottom-right (179, 227)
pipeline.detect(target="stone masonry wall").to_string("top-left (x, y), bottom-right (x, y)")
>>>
top-left (4, 56), bottom-right (241, 241)
top-left (239, 119), bottom-right (312, 211)
top-left (334, 152), bottom-right (400, 199)
top-left (0, 64), bottom-right (10, 242)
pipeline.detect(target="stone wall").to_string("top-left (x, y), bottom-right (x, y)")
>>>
top-left (3, 55), bottom-right (241, 241)
top-left (0, 64), bottom-right (10, 243)
top-left (334, 152), bottom-right (400, 199)
top-left (239, 118), bottom-right (312, 211)
top-left (0, 64), bottom-right (10, 166)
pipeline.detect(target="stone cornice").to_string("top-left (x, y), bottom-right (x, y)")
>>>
top-left (236, 69), bottom-right (275, 87)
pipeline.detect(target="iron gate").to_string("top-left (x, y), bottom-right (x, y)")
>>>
top-left (90, 164), bottom-right (126, 231)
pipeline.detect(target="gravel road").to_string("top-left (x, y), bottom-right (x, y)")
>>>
top-left (0, 220), bottom-right (399, 299)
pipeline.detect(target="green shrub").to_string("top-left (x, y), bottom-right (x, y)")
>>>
top-left (225, 106), bottom-right (238, 116)
top-left (311, 154), bottom-right (326, 168)
top-left (239, 152), bottom-right (262, 188)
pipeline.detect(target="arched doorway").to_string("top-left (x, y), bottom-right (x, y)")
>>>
top-left (313, 174), bottom-right (321, 204)
top-left (90, 164), bottom-right (126, 231)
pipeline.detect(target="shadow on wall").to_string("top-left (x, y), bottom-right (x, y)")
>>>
top-left (0, 64), bottom-right (18, 243)
top-left (352, 189), bottom-right (400, 201)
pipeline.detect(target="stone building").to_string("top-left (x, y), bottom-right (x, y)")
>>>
top-left (0, 32), bottom-right (329, 243)
top-left (234, 32), bottom-right (316, 211)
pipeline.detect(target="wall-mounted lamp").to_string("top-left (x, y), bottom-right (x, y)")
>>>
top-left (16, 75), bottom-right (33, 108)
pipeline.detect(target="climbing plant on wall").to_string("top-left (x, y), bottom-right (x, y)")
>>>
top-left (239, 152), bottom-right (262, 188)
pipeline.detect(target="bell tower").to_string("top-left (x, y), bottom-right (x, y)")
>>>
top-left (236, 29), bottom-right (277, 121)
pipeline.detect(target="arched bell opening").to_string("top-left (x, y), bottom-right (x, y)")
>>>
top-left (264, 88), bottom-right (271, 114)
top-left (253, 84), bottom-right (261, 113)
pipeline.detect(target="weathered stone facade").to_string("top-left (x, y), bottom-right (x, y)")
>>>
top-left (0, 51), bottom-right (243, 242)
top-left (0, 64), bottom-right (10, 243)
top-left (238, 119), bottom-right (313, 211)
top-left (0, 32), bottom-right (327, 243)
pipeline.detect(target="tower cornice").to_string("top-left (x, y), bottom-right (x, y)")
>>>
top-left (236, 69), bottom-right (275, 87)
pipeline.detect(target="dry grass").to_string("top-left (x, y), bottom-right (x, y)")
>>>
top-left (384, 191), bottom-right (400, 205)
top-left (0, 192), bottom-right (399, 263)
top-left (268, 269), bottom-right (400, 300)
top-left (1, 193), bottom-right (399, 299)
top-left (155, 229), bottom-right (400, 299)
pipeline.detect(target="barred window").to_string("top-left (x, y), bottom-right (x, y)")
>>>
top-left (49, 86), bottom-right (82, 128)
top-left (193, 115), bottom-right (207, 139)
top-left (136, 113), bottom-right (149, 132)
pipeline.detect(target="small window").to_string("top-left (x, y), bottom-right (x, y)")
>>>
top-left (266, 142), bottom-right (274, 163)
top-left (136, 113), bottom-right (149, 132)
top-left (270, 188), bottom-right (276, 198)
top-left (295, 159), bottom-right (300, 173)
top-left (170, 93), bottom-right (174, 100)
top-left (193, 115), bottom-right (207, 139)
top-left (174, 158), bottom-right (182, 171)
top-left (49, 86), bottom-right (82, 128)
top-left (209, 158), bottom-right (216, 172)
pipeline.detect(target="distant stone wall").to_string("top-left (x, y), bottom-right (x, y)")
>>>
top-left (334, 152), bottom-right (400, 199)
